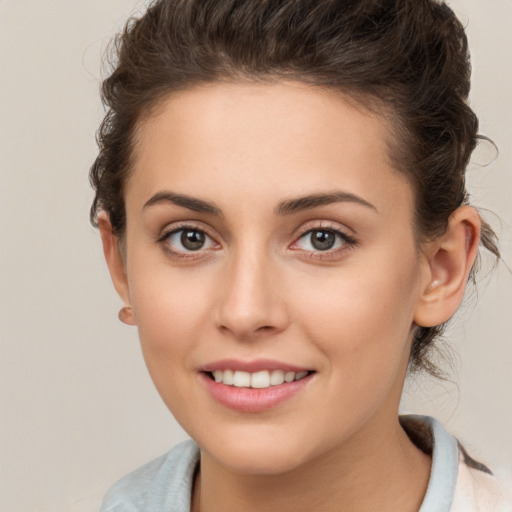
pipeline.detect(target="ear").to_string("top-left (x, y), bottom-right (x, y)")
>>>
top-left (98, 212), bottom-right (136, 326)
top-left (414, 206), bottom-right (481, 327)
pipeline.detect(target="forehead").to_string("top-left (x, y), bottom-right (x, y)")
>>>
top-left (127, 81), bottom-right (412, 217)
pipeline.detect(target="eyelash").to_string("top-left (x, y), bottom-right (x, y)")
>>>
top-left (156, 223), bottom-right (357, 260)
top-left (290, 225), bottom-right (357, 260)
top-left (157, 223), bottom-right (220, 259)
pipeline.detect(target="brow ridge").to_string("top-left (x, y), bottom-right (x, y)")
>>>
top-left (275, 191), bottom-right (377, 215)
top-left (143, 190), bottom-right (376, 217)
top-left (143, 191), bottom-right (223, 216)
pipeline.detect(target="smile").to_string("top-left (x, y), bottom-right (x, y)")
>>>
top-left (209, 369), bottom-right (310, 389)
top-left (200, 361), bottom-right (316, 412)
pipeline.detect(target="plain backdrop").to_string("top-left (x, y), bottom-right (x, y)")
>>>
top-left (0, 1), bottom-right (511, 510)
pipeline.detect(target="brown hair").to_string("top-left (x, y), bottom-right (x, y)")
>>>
top-left (89, 0), bottom-right (499, 375)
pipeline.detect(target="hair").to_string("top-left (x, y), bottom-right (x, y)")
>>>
top-left (90, 0), bottom-right (499, 376)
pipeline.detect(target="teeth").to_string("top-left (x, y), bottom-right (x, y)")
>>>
top-left (233, 371), bottom-right (251, 387)
top-left (223, 369), bottom-right (234, 385)
top-left (270, 369), bottom-right (285, 385)
top-left (251, 370), bottom-right (270, 389)
top-left (210, 369), bottom-right (310, 389)
top-left (284, 371), bottom-right (295, 383)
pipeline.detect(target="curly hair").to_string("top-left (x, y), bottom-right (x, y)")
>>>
top-left (90, 0), bottom-right (499, 376)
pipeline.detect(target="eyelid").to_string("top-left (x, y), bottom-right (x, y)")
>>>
top-left (291, 220), bottom-right (357, 243)
top-left (292, 229), bottom-right (355, 249)
top-left (289, 221), bottom-right (358, 257)
top-left (156, 221), bottom-right (221, 257)
top-left (156, 221), bottom-right (215, 242)
top-left (155, 219), bottom-right (357, 260)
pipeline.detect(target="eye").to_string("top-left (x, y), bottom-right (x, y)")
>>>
top-left (164, 228), bottom-right (216, 253)
top-left (293, 228), bottom-right (355, 253)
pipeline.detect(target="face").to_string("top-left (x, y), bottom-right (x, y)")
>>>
top-left (116, 82), bottom-right (432, 474)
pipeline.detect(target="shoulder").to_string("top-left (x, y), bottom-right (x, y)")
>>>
top-left (401, 415), bottom-right (512, 512)
top-left (452, 455), bottom-right (512, 512)
top-left (100, 439), bottom-right (200, 512)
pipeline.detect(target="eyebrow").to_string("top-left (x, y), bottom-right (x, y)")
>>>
top-left (143, 191), bottom-right (223, 216)
top-left (143, 190), bottom-right (377, 217)
top-left (275, 191), bottom-right (378, 215)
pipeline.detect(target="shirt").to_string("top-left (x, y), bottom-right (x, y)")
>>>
top-left (100, 415), bottom-right (512, 511)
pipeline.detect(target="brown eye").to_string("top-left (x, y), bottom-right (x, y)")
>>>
top-left (310, 230), bottom-right (336, 251)
top-left (164, 228), bottom-right (215, 252)
top-left (300, 229), bottom-right (339, 251)
top-left (293, 227), bottom-right (356, 254)
top-left (181, 229), bottom-right (205, 250)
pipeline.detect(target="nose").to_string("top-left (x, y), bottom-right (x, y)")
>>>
top-left (214, 249), bottom-right (289, 340)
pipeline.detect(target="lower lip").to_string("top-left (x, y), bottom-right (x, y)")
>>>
top-left (200, 373), bottom-right (313, 413)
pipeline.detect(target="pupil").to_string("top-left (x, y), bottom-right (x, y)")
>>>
top-left (181, 230), bottom-right (205, 250)
top-left (311, 230), bottom-right (335, 251)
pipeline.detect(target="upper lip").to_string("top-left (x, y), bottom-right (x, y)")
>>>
top-left (200, 358), bottom-right (313, 373)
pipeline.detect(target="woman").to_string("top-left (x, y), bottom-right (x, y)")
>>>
top-left (90, 0), bottom-right (511, 510)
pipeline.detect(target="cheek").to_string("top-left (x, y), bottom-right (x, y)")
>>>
top-left (126, 264), bottom-right (222, 423)
top-left (127, 261), bottom-right (216, 364)
top-left (293, 248), bottom-right (421, 373)
top-left (291, 261), bottom-right (420, 432)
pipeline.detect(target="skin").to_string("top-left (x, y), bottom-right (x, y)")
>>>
top-left (100, 81), bottom-right (481, 512)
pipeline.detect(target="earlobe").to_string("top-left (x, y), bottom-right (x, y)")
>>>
top-left (98, 212), bottom-right (136, 326)
top-left (414, 206), bottom-right (481, 328)
top-left (118, 306), bottom-right (135, 325)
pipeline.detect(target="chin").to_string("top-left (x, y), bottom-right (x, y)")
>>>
top-left (196, 425), bottom-right (319, 475)
top-left (212, 446), bottom-right (308, 475)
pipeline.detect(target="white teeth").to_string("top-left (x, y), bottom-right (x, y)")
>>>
top-left (270, 369), bottom-right (285, 385)
top-left (233, 371), bottom-right (251, 387)
top-left (251, 370), bottom-right (271, 388)
top-left (210, 369), bottom-right (310, 388)
top-left (223, 369), bottom-right (234, 386)
top-left (284, 371), bottom-right (295, 383)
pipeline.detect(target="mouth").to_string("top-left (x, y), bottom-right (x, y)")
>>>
top-left (199, 361), bottom-right (316, 412)
top-left (204, 369), bottom-right (314, 389)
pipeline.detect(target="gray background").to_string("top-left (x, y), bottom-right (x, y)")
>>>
top-left (1, 1), bottom-right (510, 510)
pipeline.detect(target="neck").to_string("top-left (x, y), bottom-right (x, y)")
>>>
top-left (192, 416), bottom-right (431, 512)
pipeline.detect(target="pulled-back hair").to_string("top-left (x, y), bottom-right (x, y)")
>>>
top-left (90, 0), bottom-right (499, 375)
